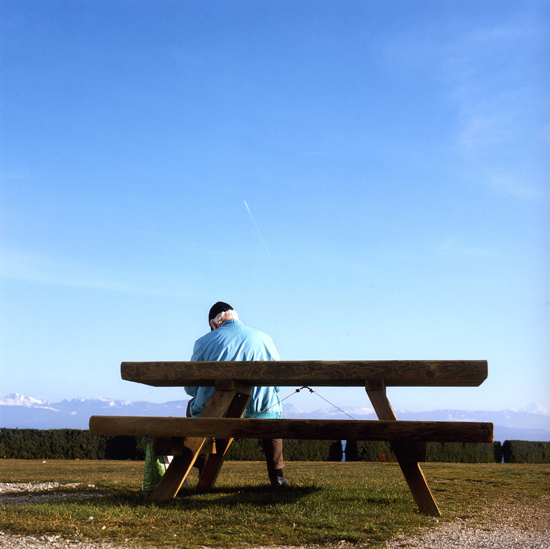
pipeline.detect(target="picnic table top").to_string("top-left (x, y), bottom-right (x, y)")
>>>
top-left (121, 359), bottom-right (488, 387)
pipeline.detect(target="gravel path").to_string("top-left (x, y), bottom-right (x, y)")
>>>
top-left (385, 498), bottom-right (550, 549)
top-left (1, 483), bottom-right (549, 548)
top-left (0, 482), bottom-right (98, 506)
top-left (385, 522), bottom-right (549, 548)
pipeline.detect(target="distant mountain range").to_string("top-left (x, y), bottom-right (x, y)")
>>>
top-left (1, 393), bottom-right (549, 443)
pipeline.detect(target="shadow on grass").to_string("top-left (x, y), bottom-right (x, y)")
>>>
top-left (80, 484), bottom-right (321, 510)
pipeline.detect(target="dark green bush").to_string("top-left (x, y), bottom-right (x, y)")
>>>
top-left (345, 440), bottom-right (502, 463)
top-left (427, 442), bottom-right (500, 463)
top-left (502, 440), bottom-right (550, 463)
top-left (0, 429), bottom-right (342, 461)
top-left (284, 439), bottom-right (342, 461)
top-left (225, 439), bottom-right (265, 461)
top-left (226, 439), bottom-right (342, 461)
top-left (0, 429), bottom-right (150, 460)
top-left (345, 440), bottom-right (396, 462)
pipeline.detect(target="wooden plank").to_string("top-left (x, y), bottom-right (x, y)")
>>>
top-left (121, 360), bottom-right (488, 387)
top-left (88, 416), bottom-right (493, 443)
top-left (365, 380), bottom-right (441, 517)
top-left (213, 380), bottom-right (254, 394)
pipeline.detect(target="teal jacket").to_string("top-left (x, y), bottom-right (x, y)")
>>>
top-left (184, 319), bottom-right (282, 419)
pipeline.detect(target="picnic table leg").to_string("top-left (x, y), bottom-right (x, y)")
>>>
top-left (150, 382), bottom-right (252, 500)
top-left (196, 389), bottom-right (251, 491)
top-left (365, 380), bottom-right (441, 517)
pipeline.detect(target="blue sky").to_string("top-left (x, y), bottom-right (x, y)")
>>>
top-left (1, 0), bottom-right (548, 414)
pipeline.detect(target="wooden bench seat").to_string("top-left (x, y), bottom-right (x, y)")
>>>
top-left (90, 416), bottom-right (493, 443)
top-left (89, 359), bottom-right (492, 516)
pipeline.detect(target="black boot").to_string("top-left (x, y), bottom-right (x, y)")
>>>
top-left (270, 468), bottom-right (289, 487)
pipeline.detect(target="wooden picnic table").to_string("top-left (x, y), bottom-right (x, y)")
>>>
top-left (89, 359), bottom-right (492, 516)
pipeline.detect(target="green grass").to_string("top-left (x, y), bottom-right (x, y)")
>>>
top-left (1, 460), bottom-right (549, 548)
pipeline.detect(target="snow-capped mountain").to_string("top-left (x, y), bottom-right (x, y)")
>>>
top-left (0, 393), bottom-right (189, 430)
top-left (0, 394), bottom-right (58, 410)
top-left (284, 403), bottom-right (550, 442)
top-left (508, 403), bottom-right (550, 416)
top-left (1, 394), bottom-right (549, 442)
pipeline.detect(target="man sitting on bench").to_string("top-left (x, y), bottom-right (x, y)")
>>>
top-left (184, 301), bottom-right (289, 487)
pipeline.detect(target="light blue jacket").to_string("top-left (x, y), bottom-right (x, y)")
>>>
top-left (184, 319), bottom-right (282, 419)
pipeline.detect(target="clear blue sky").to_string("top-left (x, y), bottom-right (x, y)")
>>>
top-left (1, 0), bottom-right (548, 413)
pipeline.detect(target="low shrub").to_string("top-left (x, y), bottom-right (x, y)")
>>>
top-left (0, 429), bottom-right (150, 460)
top-left (344, 440), bottom-right (396, 462)
top-left (427, 442), bottom-right (500, 463)
top-left (502, 440), bottom-right (550, 463)
top-left (0, 429), bottom-right (342, 461)
top-left (226, 439), bottom-right (342, 461)
top-left (344, 441), bottom-right (501, 463)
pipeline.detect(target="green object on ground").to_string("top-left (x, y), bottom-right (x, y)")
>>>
top-left (142, 443), bottom-right (168, 492)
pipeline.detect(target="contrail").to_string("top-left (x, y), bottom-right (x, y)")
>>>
top-left (244, 201), bottom-right (274, 261)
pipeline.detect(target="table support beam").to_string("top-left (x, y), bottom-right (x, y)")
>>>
top-left (365, 380), bottom-right (441, 517)
top-left (196, 389), bottom-right (252, 492)
top-left (150, 383), bottom-right (252, 500)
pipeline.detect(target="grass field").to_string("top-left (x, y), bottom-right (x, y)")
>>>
top-left (1, 459), bottom-right (549, 548)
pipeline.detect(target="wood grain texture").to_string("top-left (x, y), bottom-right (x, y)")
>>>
top-left (120, 360), bottom-right (488, 387)
top-left (88, 416), bottom-right (494, 443)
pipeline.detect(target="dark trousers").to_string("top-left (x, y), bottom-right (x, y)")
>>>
top-left (261, 438), bottom-right (285, 481)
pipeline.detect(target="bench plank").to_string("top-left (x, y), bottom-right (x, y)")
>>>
top-left (89, 416), bottom-right (493, 443)
top-left (121, 360), bottom-right (487, 387)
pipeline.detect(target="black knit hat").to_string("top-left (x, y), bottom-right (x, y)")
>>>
top-left (208, 301), bottom-right (234, 328)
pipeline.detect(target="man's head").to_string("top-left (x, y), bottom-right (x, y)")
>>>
top-left (208, 301), bottom-right (239, 331)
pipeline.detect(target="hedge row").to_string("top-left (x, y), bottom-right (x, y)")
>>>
top-left (344, 441), bottom-right (502, 463)
top-left (0, 429), bottom-right (342, 462)
top-left (502, 440), bottom-right (549, 463)
top-left (0, 429), bottom-right (150, 460)
top-left (226, 438), bottom-right (343, 461)
top-left (1, 429), bottom-right (548, 463)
